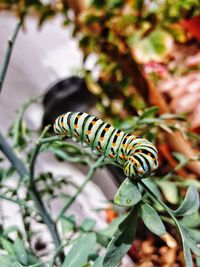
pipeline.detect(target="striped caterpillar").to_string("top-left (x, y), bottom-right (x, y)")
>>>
top-left (54, 112), bottom-right (158, 179)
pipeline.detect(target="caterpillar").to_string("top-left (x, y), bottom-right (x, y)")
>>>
top-left (54, 112), bottom-right (158, 179)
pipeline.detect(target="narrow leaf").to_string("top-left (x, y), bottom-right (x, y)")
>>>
top-left (183, 241), bottom-right (193, 267)
top-left (140, 106), bottom-right (159, 120)
top-left (97, 214), bottom-right (126, 239)
top-left (61, 215), bottom-right (75, 234)
top-left (93, 256), bottom-right (103, 267)
top-left (102, 205), bottom-right (138, 267)
top-left (1, 238), bottom-right (15, 254)
top-left (114, 178), bottom-right (141, 207)
top-left (181, 226), bottom-right (200, 256)
top-left (158, 181), bottom-right (178, 204)
top-left (174, 186), bottom-right (199, 216)
top-left (180, 212), bottom-right (200, 228)
top-left (80, 218), bottom-right (96, 232)
top-left (140, 203), bottom-right (166, 236)
top-left (13, 238), bottom-right (28, 265)
top-left (62, 233), bottom-right (96, 267)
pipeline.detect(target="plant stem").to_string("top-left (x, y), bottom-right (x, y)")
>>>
top-left (0, 193), bottom-right (31, 209)
top-left (0, 132), bottom-right (28, 179)
top-left (29, 125), bottom-right (51, 184)
top-left (0, 21), bottom-right (21, 94)
top-left (39, 135), bottom-right (64, 145)
top-left (56, 155), bottom-right (105, 222)
top-left (13, 95), bottom-right (42, 146)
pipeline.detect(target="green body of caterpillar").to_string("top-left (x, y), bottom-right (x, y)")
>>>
top-left (54, 112), bottom-right (158, 178)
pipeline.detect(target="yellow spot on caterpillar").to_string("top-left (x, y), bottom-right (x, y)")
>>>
top-left (92, 121), bottom-right (96, 125)
top-left (116, 133), bottom-right (120, 136)
top-left (139, 150), bottom-right (142, 153)
top-left (105, 128), bottom-right (109, 131)
top-left (120, 154), bottom-right (124, 159)
top-left (112, 143), bottom-right (116, 147)
top-left (110, 153), bottom-right (114, 158)
top-left (75, 124), bottom-right (78, 128)
top-left (100, 137), bottom-right (104, 141)
top-left (87, 130), bottom-right (91, 135)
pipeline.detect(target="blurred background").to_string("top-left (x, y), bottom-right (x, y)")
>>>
top-left (0, 1), bottom-right (200, 266)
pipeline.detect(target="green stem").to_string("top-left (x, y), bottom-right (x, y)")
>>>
top-left (0, 21), bottom-right (21, 94)
top-left (0, 132), bottom-right (28, 179)
top-left (29, 125), bottom-right (51, 184)
top-left (13, 96), bottom-right (42, 147)
top-left (39, 135), bottom-right (64, 145)
top-left (0, 193), bottom-right (31, 209)
top-left (56, 155), bottom-right (105, 222)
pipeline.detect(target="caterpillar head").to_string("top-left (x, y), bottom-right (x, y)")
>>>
top-left (123, 153), bottom-right (158, 179)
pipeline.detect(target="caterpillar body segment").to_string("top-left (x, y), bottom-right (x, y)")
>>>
top-left (54, 112), bottom-right (159, 179)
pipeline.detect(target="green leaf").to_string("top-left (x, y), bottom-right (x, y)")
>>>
top-left (102, 205), bottom-right (138, 267)
top-left (61, 215), bottom-right (75, 235)
top-left (93, 256), bottom-right (103, 267)
top-left (174, 186), bottom-right (199, 216)
top-left (160, 113), bottom-right (186, 121)
top-left (1, 238), bottom-right (15, 254)
top-left (196, 255), bottom-right (200, 267)
top-left (0, 255), bottom-right (16, 267)
top-left (180, 212), bottom-right (200, 228)
top-left (182, 241), bottom-right (193, 267)
top-left (157, 181), bottom-right (178, 204)
top-left (140, 203), bottom-right (166, 236)
top-left (80, 218), bottom-right (96, 232)
top-left (114, 178), bottom-right (142, 207)
top-left (140, 178), bottom-right (162, 200)
top-left (181, 226), bottom-right (200, 256)
top-left (62, 233), bottom-right (96, 267)
top-left (13, 238), bottom-right (28, 265)
top-left (140, 106), bottom-right (159, 120)
top-left (98, 214), bottom-right (126, 239)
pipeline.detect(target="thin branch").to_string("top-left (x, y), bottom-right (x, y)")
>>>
top-left (0, 21), bottom-right (21, 94)
top-left (0, 131), bottom-right (28, 179)
top-left (56, 155), bottom-right (105, 222)
top-left (29, 125), bottom-right (51, 184)
top-left (0, 193), bottom-right (31, 209)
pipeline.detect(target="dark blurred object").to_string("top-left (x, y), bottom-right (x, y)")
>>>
top-left (42, 76), bottom-right (97, 128)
